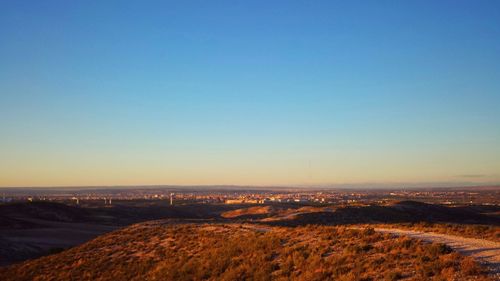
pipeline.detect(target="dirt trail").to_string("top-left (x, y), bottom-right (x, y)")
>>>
top-left (374, 228), bottom-right (500, 279)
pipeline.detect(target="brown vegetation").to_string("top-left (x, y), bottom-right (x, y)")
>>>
top-left (0, 222), bottom-right (493, 281)
top-left (376, 222), bottom-right (500, 242)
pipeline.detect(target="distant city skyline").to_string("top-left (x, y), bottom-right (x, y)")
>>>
top-left (1, 1), bottom-right (499, 187)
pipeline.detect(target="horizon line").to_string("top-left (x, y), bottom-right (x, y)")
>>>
top-left (1, 182), bottom-right (500, 190)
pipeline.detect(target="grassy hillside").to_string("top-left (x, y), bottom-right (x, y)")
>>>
top-left (375, 222), bottom-right (500, 242)
top-left (0, 222), bottom-right (492, 281)
top-left (0, 201), bottom-right (242, 266)
top-left (2, 200), bottom-right (499, 268)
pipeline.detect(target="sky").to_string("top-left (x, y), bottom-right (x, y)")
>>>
top-left (1, 1), bottom-right (499, 187)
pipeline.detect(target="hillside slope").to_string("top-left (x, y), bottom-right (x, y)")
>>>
top-left (0, 202), bottom-right (243, 265)
top-left (0, 221), bottom-right (493, 281)
top-left (259, 201), bottom-right (500, 226)
top-left (373, 227), bottom-right (500, 277)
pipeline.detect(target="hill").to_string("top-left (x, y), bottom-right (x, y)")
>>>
top-left (256, 201), bottom-right (500, 226)
top-left (0, 221), bottom-right (492, 281)
top-left (221, 205), bottom-right (280, 219)
top-left (2, 200), bottom-right (499, 268)
top-left (0, 202), bottom-right (92, 226)
top-left (0, 201), bottom-right (244, 265)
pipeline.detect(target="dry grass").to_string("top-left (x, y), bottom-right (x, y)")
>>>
top-left (375, 222), bottom-right (500, 242)
top-left (0, 222), bottom-right (493, 281)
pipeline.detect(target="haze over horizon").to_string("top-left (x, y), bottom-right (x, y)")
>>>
top-left (1, 1), bottom-right (500, 188)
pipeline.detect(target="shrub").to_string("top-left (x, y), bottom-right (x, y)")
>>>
top-left (384, 271), bottom-right (402, 281)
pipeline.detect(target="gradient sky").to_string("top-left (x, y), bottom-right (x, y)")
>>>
top-left (1, 1), bottom-right (499, 187)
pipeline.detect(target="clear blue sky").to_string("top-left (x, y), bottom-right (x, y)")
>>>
top-left (1, 1), bottom-right (499, 187)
